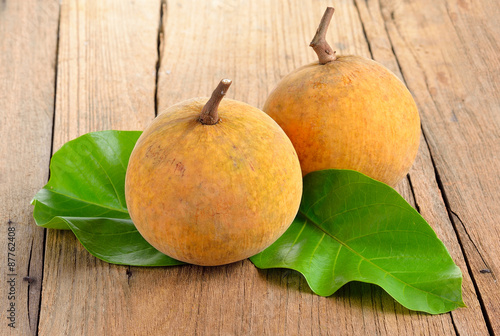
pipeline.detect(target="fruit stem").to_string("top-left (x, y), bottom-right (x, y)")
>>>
top-left (199, 79), bottom-right (232, 125)
top-left (310, 7), bottom-right (337, 64)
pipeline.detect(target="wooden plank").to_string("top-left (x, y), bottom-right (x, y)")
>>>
top-left (121, 0), bottom-right (462, 334)
top-left (34, 0), bottom-right (494, 334)
top-left (0, 1), bottom-right (60, 335)
top-left (51, 0), bottom-right (160, 148)
top-left (372, 0), bottom-right (499, 333)
top-left (37, 0), bottom-right (161, 335)
top-left (354, 1), bottom-right (490, 334)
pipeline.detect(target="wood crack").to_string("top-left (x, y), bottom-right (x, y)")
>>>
top-left (354, 1), bottom-right (494, 333)
top-left (405, 173), bottom-right (421, 213)
top-left (424, 130), bottom-right (495, 335)
top-left (352, 0), bottom-right (373, 58)
top-left (449, 209), bottom-right (494, 279)
top-left (449, 207), bottom-right (496, 336)
top-left (154, 0), bottom-right (166, 117)
top-left (48, 0), bottom-right (62, 164)
top-left (36, 228), bottom-right (48, 336)
top-left (126, 266), bottom-right (132, 285)
top-left (370, 0), bottom-right (416, 89)
top-left (26, 238), bottom-right (33, 329)
top-left (35, 2), bottom-right (62, 335)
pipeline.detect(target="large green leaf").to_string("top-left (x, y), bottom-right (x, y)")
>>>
top-left (32, 130), bottom-right (182, 266)
top-left (250, 170), bottom-right (465, 314)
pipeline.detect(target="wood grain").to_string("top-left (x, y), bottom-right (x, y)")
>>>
top-left (28, 0), bottom-right (497, 335)
top-left (51, 0), bottom-right (159, 149)
top-left (374, 0), bottom-right (499, 333)
top-left (121, 0), bottom-right (469, 335)
top-left (37, 0), bottom-right (161, 335)
top-left (0, 0), bottom-right (59, 334)
top-left (355, 1), bottom-right (490, 334)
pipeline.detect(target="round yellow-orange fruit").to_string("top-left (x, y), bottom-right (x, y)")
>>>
top-left (263, 55), bottom-right (421, 186)
top-left (125, 90), bottom-right (302, 266)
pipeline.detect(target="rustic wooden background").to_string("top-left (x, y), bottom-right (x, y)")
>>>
top-left (1, 0), bottom-right (498, 335)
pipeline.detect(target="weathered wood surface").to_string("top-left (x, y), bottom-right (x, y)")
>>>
top-left (0, 0), bottom-right (60, 335)
top-left (37, 0), bottom-right (161, 335)
top-left (0, 0), bottom-right (498, 335)
top-left (372, 0), bottom-right (500, 333)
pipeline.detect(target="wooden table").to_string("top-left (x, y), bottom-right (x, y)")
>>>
top-left (1, 0), bottom-right (498, 335)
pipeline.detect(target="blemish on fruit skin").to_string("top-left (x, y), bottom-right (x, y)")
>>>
top-left (342, 76), bottom-right (352, 86)
top-left (313, 81), bottom-right (328, 90)
top-left (174, 161), bottom-right (185, 177)
top-left (144, 144), bottom-right (170, 165)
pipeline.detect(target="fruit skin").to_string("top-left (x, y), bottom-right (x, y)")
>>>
top-left (263, 55), bottom-right (421, 186)
top-left (125, 97), bottom-right (302, 266)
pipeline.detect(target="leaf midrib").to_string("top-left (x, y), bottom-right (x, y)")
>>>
top-left (42, 188), bottom-right (129, 214)
top-left (299, 210), bottom-right (462, 305)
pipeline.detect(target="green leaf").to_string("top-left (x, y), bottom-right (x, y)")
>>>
top-left (64, 217), bottom-right (183, 266)
top-left (32, 130), bottom-right (140, 229)
top-left (250, 170), bottom-right (465, 314)
top-left (32, 130), bottom-right (182, 266)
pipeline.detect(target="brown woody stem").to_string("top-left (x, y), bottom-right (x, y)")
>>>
top-left (198, 79), bottom-right (232, 125)
top-left (309, 7), bottom-right (337, 64)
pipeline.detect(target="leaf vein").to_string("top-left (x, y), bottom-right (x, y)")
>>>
top-left (299, 210), bottom-right (462, 304)
top-left (39, 189), bottom-right (128, 214)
